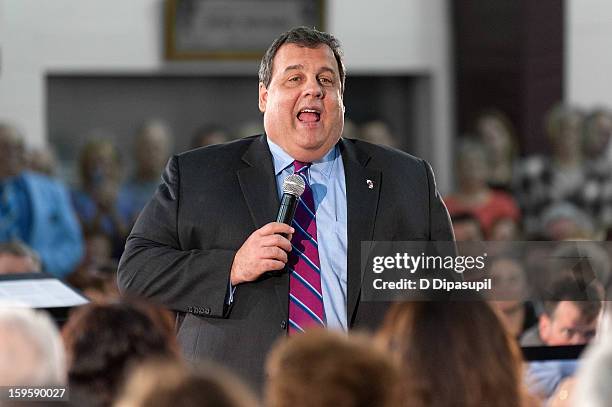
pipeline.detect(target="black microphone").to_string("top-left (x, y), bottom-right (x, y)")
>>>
top-left (276, 174), bottom-right (305, 231)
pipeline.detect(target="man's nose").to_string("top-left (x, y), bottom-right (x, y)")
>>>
top-left (303, 77), bottom-right (324, 98)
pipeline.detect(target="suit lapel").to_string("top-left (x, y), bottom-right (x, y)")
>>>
top-left (237, 135), bottom-right (279, 229)
top-left (236, 135), bottom-right (289, 319)
top-left (340, 139), bottom-right (381, 326)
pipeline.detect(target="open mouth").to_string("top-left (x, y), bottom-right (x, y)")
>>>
top-left (297, 108), bottom-right (321, 123)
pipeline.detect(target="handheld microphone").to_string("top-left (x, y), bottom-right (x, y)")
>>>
top-left (276, 174), bottom-right (305, 228)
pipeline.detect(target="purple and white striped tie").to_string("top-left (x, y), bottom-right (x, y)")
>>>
top-left (288, 160), bottom-right (326, 334)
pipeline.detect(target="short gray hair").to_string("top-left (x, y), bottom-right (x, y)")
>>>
top-left (258, 26), bottom-right (346, 93)
top-left (0, 306), bottom-right (66, 385)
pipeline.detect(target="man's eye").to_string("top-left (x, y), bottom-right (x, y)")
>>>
top-left (288, 76), bottom-right (301, 82)
top-left (562, 328), bottom-right (575, 338)
top-left (584, 330), bottom-right (597, 340)
top-left (319, 77), bottom-right (333, 85)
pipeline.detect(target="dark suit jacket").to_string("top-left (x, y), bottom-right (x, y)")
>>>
top-left (117, 134), bottom-right (453, 388)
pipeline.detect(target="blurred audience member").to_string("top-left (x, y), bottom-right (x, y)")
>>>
top-left (0, 122), bottom-right (83, 278)
top-left (540, 202), bottom-right (596, 240)
top-left (490, 216), bottom-right (523, 240)
top-left (26, 146), bottom-right (59, 177)
top-left (474, 109), bottom-right (519, 191)
top-left (376, 301), bottom-right (536, 407)
top-left (488, 256), bottom-right (537, 338)
top-left (72, 138), bottom-right (130, 259)
top-left (521, 278), bottom-right (602, 347)
top-left (582, 108), bottom-right (612, 175)
top-left (360, 120), bottom-right (397, 147)
top-left (0, 306), bottom-right (66, 386)
top-left (0, 240), bottom-right (41, 274)
top-left (68, 230), bottom-right (119, 302)
top-left (115, 359), bottom-right (258, 407)
top-left (189, 124), bottom-right (229, 150)
top-left (62, 299), bottom-right (181, 407)
top-left (445, 139), bottom-right (520, 238)
top-left (451, 212), bottom-right (484, 241)
top-left (583, 108), bottom-right (612, 228)
top-left (513, 104), bottom-right (591, 236)
top-left (266, 329), bottom-right (401, 407)
top-left (522, 277), bottom-right (602, 401)
top-left (121, 120), bottom-right (172, 222)
top-left (543, 302), bottom-right (612, 407)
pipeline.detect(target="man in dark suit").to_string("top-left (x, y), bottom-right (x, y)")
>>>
top-left (118, 26), bottom-right (453, 388)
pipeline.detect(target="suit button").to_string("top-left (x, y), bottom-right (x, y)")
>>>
top-left (204, 307), bottom-right (211, 315)
top-left (280, 320), bottom-right (287, 329)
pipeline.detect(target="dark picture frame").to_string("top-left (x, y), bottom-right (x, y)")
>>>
top-left (165, 0), bottom-right (325, 60)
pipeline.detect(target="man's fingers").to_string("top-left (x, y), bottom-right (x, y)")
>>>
top-left (261, 234), bottom-right (293, 252)
top-left (261, 246), bottom-right (288, 263)
top-left (263, 259), bottom-right (286, 271)
top-left (259, 222), bottom-right (294, 237)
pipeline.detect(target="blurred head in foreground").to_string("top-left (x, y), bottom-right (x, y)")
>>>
top-left (376, 301), bottom-right (530, 407)
top-left (115, 358), bottom-right (258, 407)
top-left (0, 306), bottom-right (65, 386)
top-left (266, 329), bottom-right (401, 407)
top-left (573, 315), bottom-right (612, 407)
top-left (62, 299), bottom-right (180, 407)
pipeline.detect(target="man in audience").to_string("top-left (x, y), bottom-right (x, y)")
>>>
top-left (522, 276), bottom-right (602, 401)
top-left (0, 122), bottom-right (83, 278)
top-left (0, 240), bottom-right (41, 274)
top-left (265, 329), bottom-right (400, 407)
top-left (0, 306), bottom-right (66, 386)
top-left (521, 280), bottom-right (602, 347)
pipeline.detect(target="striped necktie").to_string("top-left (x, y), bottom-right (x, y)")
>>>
top-left (287, 160), bottom-right (326, 334)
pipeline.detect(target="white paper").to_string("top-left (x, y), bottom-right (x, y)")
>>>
top-left (0, 278), bottom-right (88, 308)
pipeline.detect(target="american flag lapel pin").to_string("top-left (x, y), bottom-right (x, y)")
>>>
top-left (366, 179), bottom-right (374, 189)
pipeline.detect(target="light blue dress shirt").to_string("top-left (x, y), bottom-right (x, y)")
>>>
top-left (267, 138), bottom-right (348, 331)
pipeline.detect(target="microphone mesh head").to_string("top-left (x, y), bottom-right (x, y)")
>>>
top-left (283, 174), bottom-right (305, 197)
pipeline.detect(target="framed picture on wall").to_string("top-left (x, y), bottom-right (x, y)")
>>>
top-left (165, 0), bottom-right (325, 60)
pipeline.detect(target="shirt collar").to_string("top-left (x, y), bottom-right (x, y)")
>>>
top-left (266, 136), bottom-right (339, 179)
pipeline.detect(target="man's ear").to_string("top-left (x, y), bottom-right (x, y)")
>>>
top-left (539, 315), bottom-right (551, 343)
top-left (258, 83), bottom-right (268, 113)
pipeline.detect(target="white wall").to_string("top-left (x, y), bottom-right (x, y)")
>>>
top-left (0, 0), bottom-right (452, 191)
top-left (566, 0), bottom-right (612, 109)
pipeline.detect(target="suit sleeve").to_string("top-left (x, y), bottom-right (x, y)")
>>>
top-left (422, 160), bottom-right (455, 241)
top-left (117, 156), bottom-right (234, 318)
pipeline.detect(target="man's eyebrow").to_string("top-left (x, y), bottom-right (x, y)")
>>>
top-left (282, 65), bottom-right (338, 76)
top-left (284, 64), bottom-right (304, 73)
top-left (318, 66), bottom-right (337, 76)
